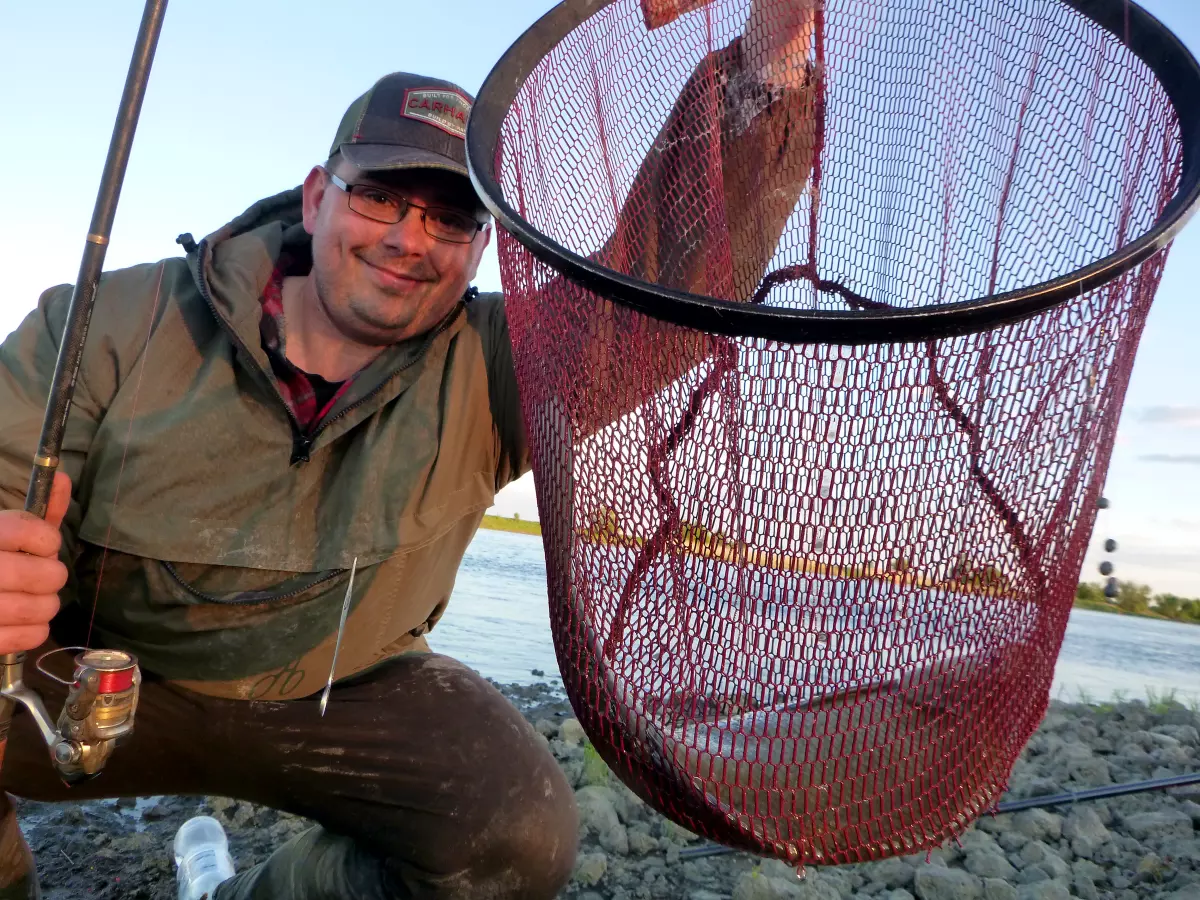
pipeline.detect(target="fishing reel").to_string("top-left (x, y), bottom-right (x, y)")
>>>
top-left (0, 647), bottom-right (140, 785)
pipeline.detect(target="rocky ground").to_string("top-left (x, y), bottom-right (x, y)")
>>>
top-left (14, 681), bottom-right (1200, 899)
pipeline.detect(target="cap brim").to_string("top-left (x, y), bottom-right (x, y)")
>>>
top-left (339, 143), bottom-right (468, 178)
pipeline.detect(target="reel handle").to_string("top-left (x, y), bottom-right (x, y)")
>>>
top-left (0, 648), bottom-right (140, 785)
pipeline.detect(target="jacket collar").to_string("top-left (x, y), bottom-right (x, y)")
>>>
top-left (182, 188), bottom-right (466, 433)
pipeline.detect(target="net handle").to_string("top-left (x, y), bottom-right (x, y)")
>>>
top-left (466, 0), bottom-right (1200, 345)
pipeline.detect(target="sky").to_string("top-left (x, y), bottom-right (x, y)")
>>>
top-left (1, 1), bottom-right (1197, 596)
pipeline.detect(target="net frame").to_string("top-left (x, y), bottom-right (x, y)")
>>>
top-left (467, 0), bottom-right (1200, 344)
top-left (464, 0), bottom-right (1200, 864)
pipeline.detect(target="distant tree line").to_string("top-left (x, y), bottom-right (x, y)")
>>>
top-left (1076, 580), bottom-right (1200, 625)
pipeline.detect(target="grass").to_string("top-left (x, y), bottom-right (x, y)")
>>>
top-left (1055, 684), bottom-right (1199, 714)
top-left (480, 514), bottom-right (542, 536)
top-left (1072, 595), bottom-right (1199, 626)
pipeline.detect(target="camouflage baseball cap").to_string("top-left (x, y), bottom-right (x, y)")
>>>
top-left (329, 72), bottom-right (474, 177)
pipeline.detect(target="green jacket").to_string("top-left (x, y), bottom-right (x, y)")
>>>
top-left (0, 189), bottom-right (527, 699)
top-left (0, 39), bottom-right (818, 700)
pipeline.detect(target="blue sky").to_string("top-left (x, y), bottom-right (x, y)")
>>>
top-left (1, 1), bottom-right (1197, 595)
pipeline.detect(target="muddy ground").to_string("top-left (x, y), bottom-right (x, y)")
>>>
top-left (14, 681), bottom-right (1200, 899)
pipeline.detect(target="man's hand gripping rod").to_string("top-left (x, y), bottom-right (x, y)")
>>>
top-left (0, 0), bottom-right (168, 786)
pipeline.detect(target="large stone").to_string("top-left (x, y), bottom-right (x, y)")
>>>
top-left (959, 829), bottom-right (1000, 852)
top-left (1160, 837), bottom-right (1200, 865)
top-left (1153, 724), bottom-right (1199, 745)
top-left (1015, 882), bottom-right (1071, 900)
top-left (1121, 810), bottom-right (1194, 842)
top-left (1052, 742), bottom-right (1111, 787)
top-left (575, 785), bottom-right (622, 836)
top-left (627, 828), bottom-right (658, 855)
top-left (998, 831), bottom-right (1030, 852)
top-left (1012, 809), bottom-right (1063, 842)
top-left (559, 718), bottom-right (587, 745)
top-left (868, 857), bottom-right (916, 888)
top-left (1152, 745), bottom-right (1193, 770)
top-left (599, 823), bottom-right (629, 855)
top-left (1062, 808), bottom-right (1110, 845)
top-left (816, 868), bottom-right (854, 899)
top-left (981, 878), bottom-right (1017, 900)
top-left (1019, 841), bottom-right (1071, 879)
top-left (1073, 874), bottom-right (1099, 900)
top-left (732, 868), bottom-right (843, 900)
top-left (1070, 858), bottom-right (1106, 883)
top-left (1066, 755), bottom-right (1111, 787)
top-left (976, 814), bottom-right (1011, 836)
top-left (662, 819), bottom-right (701, 844)
top-left (734, 870), bottom-right (790, 900)
top-left (680, 858), bottom-right (718, 885)
top-left (573, 851), bottom-right (608, 887)
top-left (1182, 800), bottom-right (1200, 827)
top-left (964, 850), bottom-right (1017, 880)
top-left (911, 865), bottom-right (981, 900)
top-left (1014, 866), bottom-right (1048, 885)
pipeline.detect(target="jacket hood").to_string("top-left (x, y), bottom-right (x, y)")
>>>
top-left (186, 187), bottom-right (308, 368)
top-left (203, 186), bottom-right (306, 249)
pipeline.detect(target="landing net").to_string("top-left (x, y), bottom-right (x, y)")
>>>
top-left (468, 0), bottom-right (1199, 863)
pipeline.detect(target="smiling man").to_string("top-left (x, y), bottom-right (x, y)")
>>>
top-left (0, 7), bottom-right (822, 897)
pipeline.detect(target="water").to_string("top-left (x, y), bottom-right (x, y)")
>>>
top-left (431, 529), bottom-right (1200, 707)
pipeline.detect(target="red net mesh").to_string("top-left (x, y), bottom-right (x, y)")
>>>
top-left (488, 0), bottom-right (1183, 864)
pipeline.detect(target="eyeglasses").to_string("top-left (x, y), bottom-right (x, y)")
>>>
top-left (325, 171), bottom-right (485, 245)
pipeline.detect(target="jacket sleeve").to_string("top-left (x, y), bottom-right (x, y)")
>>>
top-left (475, 292), bottom-right (530, 491)
top-left (0, 262), bottom-right (174, 605)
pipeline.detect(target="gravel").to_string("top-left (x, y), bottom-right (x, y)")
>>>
top-left (13, 684), bottom-right (1200, 899)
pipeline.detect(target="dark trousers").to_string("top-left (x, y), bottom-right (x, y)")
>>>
top-left (1, 650), bottom-right (579, 899)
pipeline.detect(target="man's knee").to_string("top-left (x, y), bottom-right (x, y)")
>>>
top-left (389, 723), bottom-right (580, 899)
top-left (479, 762), bottom-right (580, 897)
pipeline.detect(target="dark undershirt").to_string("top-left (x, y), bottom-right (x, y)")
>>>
top-left (304, 371), bottom-right (345, 411)
top-left (265, 352), bottom-right (345, 414)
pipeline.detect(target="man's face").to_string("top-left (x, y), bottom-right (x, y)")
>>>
top-left (302, 161), bottom-right (491, 347)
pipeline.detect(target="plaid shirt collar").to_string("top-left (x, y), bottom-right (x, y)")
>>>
top-left (259, 260), bottom-right (354, 433)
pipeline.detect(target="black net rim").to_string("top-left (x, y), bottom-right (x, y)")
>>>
top-left (466, 0), bottom-right (1200, 345)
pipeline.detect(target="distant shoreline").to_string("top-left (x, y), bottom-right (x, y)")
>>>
top-left (480, 514), bottom-right (542, 536)
top-left (475, 516), bottom-right (1197, 627)
top-left (1071, 595), bottom-right (1198, 625)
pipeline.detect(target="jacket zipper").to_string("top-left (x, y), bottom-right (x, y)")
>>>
top-left (162, 560), bottom-right (348, 606)
top-left (297, 301), bottom-right (463, 453)
top-left (192, 238), bottom-right (464, 465)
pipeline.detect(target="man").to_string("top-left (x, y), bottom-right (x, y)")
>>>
top-left (0, 4), bottom-right (819, 897)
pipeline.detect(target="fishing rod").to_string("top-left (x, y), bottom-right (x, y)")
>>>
top-left (0, 0), bottom-right (168, 795)
top-left (676, 770), bottom-right (1200, 861)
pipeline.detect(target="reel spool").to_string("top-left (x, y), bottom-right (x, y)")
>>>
top-left (1, 648), bottom-right (141, 785)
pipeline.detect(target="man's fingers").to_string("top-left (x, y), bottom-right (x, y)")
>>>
top-left (0, 551), bottom-right (68, 594)
top-left (0, 510), bottom-right (64, 558)
top-left (0, 623), bottom-right (52, 656)
top-left (46, 471), bottom-right (73, 531)
top-left (0, 593), bottom-right (60, 628)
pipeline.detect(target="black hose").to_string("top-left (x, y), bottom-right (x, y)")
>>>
top-left (676, 771), bottom-right (1200, 861)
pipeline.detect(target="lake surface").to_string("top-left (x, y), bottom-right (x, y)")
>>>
top-left (429, 529), bottom-right (1200, 707)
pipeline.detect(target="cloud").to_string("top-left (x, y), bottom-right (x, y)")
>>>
top-left (1139, 454), bottom-right (1200, 465)
top-left (1140, 406), bottom-right (1200, 426)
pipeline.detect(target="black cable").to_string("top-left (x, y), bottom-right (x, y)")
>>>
top-left (675, 771), bottom-right (1200, 861)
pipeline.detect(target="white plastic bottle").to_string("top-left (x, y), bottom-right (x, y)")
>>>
top-left (173, 815), bottom-right (236, 900)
